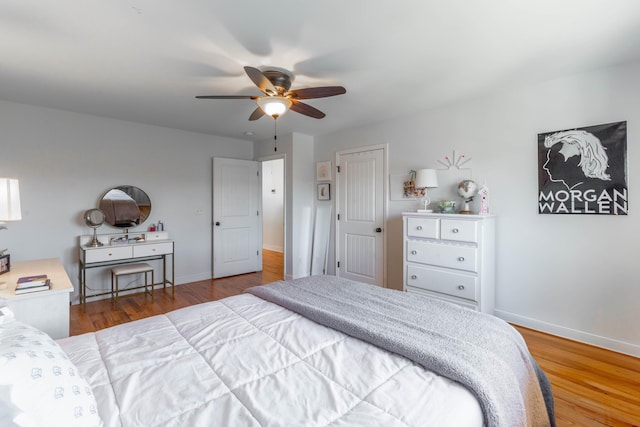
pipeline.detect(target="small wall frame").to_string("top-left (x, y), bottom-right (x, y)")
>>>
top-left (317, 183), bottom-right (331, 200)
top-left (316, 161), bottom-right (332, 181)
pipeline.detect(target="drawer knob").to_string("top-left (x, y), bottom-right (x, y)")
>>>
top-left (411, 250), bottom-right (417, 255)
top-left (452, 228), bottom-right (459, 233)
top-left (458, 285), bottom-right (465, 290)
top-left (411, 275), bottom-right (417, 280)
top-left (108, 253), bottom-right (113, 256)
top-left (416, 225), bottom-right (423, 230)
top-left (458, 256), bottom-right (465, 262)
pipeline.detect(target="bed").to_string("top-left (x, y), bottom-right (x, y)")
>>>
top-left (1, 276), bottom-right (554, 427)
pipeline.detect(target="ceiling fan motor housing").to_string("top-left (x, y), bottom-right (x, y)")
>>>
top-left (261, 68), bottom-right (294, 94)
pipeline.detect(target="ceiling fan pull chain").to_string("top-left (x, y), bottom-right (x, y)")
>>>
top-left (273, 116), bottom-right (278, 152)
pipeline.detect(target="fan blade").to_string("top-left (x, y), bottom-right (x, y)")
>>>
top-left (249, 107), bottom-right (265, 121)
top-left (195, 95), bottom-right (258, 99)
top-left (290, 100), bottom-right (326, 119)
top-left (244, 66), bottom-right (277, 95)
top-left (287, 86), bottom-right (346, 100)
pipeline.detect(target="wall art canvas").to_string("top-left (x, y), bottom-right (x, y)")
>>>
top-left (538, 121), bottom-right (627, 215)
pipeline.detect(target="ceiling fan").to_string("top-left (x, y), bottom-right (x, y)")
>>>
top-left (196, 66), bottom-right (346, 121)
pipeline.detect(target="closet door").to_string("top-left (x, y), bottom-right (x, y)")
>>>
top-left (336, 146), bottom-right (385, 286)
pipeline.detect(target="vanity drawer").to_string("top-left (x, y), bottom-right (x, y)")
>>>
top-left (440, 219), bottom-right (478, 243)
top-left (84, 246), bottom-right (133, 263)
top-left (406, 240), bottom-right (478, 272)
top-left (145, 232), bottom-right (169, 241)
top-left (133, 242), bottom-right (173, 257)
top-left (406, 217), bottom-right (439, 239)
top-left (406, 264), bottom-right (478, 301)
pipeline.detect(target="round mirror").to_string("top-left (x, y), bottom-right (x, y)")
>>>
top-left (99, 185), bottom-right (151, 228)
top-left (83, 208), bottom-right (105, 247)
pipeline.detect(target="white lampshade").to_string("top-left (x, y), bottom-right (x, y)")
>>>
top-left (257, 96), bottom-right (292, 117)
top-left (415, 169), bottom-right (438, 189)
top-left (0, 178), bottom-right (22, 221)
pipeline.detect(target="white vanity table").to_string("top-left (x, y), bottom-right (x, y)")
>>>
top-left (78, 231), bottom-right (174, 310)
top-left (0, 258), bottom-right (74, 339)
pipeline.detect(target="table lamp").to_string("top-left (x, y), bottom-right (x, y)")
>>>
top-left (415, 169), bottom-right (438, 212)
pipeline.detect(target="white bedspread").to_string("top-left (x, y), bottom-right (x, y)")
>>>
top-left (58, 294), bottom-right (483, 426)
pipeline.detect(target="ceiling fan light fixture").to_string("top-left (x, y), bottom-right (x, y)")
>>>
top-left (257, 96), bottom-right (292, 117)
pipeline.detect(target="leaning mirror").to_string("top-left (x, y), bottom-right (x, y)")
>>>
top-left (99, 185), bottom-right (151, 228)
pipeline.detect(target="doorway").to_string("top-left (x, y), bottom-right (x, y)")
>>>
top-left (261, 158), bottom-right (285, 282)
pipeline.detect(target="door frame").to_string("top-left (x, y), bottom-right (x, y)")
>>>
top-left (257, 153), bottom-right (288, 278)
top-left (334, 143), bottom-right (389, 287)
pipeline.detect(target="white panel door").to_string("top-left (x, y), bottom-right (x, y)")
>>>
top-left (336, 147), bottom-right (385, 286)
top-left (213, 157), bottom-right (261, 278)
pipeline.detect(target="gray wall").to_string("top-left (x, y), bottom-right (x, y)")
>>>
top-left (0, 100), bottom-right (254, 302)
top-left (315, 59), bottom-right (640, 356)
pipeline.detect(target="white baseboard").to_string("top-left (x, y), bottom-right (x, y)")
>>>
top-left (262, 245), bottom-right (284, 253)
top-left (495, 309), bottom-right (640, 358)
top-left (175, 272), bottom-right (211, 285)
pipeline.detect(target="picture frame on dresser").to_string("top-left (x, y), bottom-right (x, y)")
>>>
top-left (0, 253), bottom-right (9, 275)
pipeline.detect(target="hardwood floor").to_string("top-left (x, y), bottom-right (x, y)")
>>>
top-left (70, 249), bottom-right (284, 335)
top-left (514, 326), bottom-right (640, 427)
top-left (70, 249), bottom-right (640, 426)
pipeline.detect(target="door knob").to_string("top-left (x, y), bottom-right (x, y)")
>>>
top-left (215, 221), bottom-right (220, 226)
top-left (375, 227), bottom-right (382, 232)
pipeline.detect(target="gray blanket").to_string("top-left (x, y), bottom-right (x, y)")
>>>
top-left (247, 276), bottom-right (554, 427)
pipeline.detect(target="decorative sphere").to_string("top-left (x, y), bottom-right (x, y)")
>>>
top-left (457, 180), bottom-right (477, 201)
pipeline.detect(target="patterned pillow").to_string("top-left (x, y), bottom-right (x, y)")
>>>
top-left (0, 318), bottom-right (103, 426)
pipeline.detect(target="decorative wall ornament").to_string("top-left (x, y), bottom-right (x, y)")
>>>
top-left (438, 150), bottom-right (472, 170)
top-left (538, 121), bottom-right (627, 215)
top-left (428, 150), bottom-right (474, 211)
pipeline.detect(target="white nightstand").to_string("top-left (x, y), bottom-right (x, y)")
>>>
top-left (0, 258), bottom-right (74, 339)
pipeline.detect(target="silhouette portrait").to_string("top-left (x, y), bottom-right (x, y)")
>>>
top-left (538, 121), bottom-right (627, 215)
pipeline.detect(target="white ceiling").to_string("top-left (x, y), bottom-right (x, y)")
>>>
top-left (2, 0), bottom-right (640, 142)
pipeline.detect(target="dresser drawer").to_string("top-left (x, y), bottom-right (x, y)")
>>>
top-left (133, 242), bottom-right (173, 257)
top-left (84, 246), bottom-right (133, 263)
top-left (406, 264), bottom-right (478, 301)
top-left (440, 219), bottom-right (478, 243)
top-left (406, 217), bottom-right (439, 239)
top-left (406, 240), bottom-right (478, 272)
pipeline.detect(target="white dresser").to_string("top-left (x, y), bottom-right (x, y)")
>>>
top-left (402, 213), bottom-right (496, 313)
